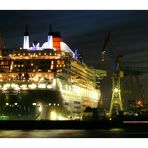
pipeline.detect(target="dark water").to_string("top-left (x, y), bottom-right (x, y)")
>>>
top-left (0, 128), bottom-right (148, 138)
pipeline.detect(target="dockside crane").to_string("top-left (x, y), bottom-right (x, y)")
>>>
top-left (101, 32), bottom-right (124, 117)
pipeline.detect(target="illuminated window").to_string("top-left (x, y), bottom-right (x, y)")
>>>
top-left (61, 60), bottom-right (64, 64)
top-left (57, 60), bottom-right (60, 64)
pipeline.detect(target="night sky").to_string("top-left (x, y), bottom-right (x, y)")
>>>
top-left (0, 10), bottom-right (148, 67)
top-left (0, 10), bottom-right (148, 106)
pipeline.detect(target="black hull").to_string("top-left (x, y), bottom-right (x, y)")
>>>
top-left (0, 90), bottom-right (63, 120)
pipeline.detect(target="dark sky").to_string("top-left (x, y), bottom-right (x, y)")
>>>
top-left (0, 10), bottom-right (148, 105)
top-left (0, 10), bottom-right (148, 67)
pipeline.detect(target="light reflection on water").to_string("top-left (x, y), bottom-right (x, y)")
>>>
top-left (0, 128), bottom-right (148, 138)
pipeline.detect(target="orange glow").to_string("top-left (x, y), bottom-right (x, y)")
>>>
top-left (83, 100), bottom-right (91, 107)
top-left (53, 37), bottom-right (61, 42)
top-left (53, 37), bottom-right (61, 51)
top-left (136, 98), bottom-right (143, 107)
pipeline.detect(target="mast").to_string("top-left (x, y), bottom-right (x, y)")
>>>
top-left (23, 24), bottom-right (30, 49)
top-left (47, 24), bottom-right (53, 49)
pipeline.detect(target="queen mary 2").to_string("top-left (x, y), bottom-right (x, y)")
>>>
top-left (0, 25), bottom-right (106, 120)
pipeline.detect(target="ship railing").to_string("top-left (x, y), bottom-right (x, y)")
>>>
top-left (0, 72), bottom-right (55, 82)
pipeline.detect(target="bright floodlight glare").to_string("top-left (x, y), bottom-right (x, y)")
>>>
top-left (58, 115), bottom-right (64, 120)
top-left (14, 103), bottom-right (18, 105)
top-left (38, 105), bottom-right (42, 112)
top-left (114, 88), bottom-right (119, 93)
top-left (38, 83), bottom-right (46, 89)
top-left (50, 111), bottom-right (57, 120)
top-left (29, 83), bottom-right (37, 89)
top-left (47, 85), bottom-right (52, 89)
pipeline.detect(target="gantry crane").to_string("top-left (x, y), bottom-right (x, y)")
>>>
top-left (101, 32), bottom-right (124, 117)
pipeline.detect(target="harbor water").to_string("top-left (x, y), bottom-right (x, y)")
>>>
top-left (0, 128), bottom-right (148, 138)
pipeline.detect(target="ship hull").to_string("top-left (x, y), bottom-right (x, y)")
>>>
top-left (0, 90), bottom-right (63, 120)
top-left (0, 88), bottom-right (100, 120)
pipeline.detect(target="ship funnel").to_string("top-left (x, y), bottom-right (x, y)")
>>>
top-left (47, 24), bottom-right (53, 49)
top-left (47, 25), bottom-right (62, 51)
top-left (23, 24), bottom-right (30, 49)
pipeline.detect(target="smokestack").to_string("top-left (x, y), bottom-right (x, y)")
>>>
top-left (23, 24), bottom-right (30, 49)
top-left (47, 24), bottom-right (53, 49)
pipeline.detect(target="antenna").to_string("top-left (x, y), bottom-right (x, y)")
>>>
top-left (26, 24), bottom-right (28, 33)
top-left (24, 24), bottom-right (29, 36)
top-left (50, 24), bottom-right (52, 32)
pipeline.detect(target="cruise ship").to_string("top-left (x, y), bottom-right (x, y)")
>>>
top-left (0, 26), bottom-right (106, 120)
